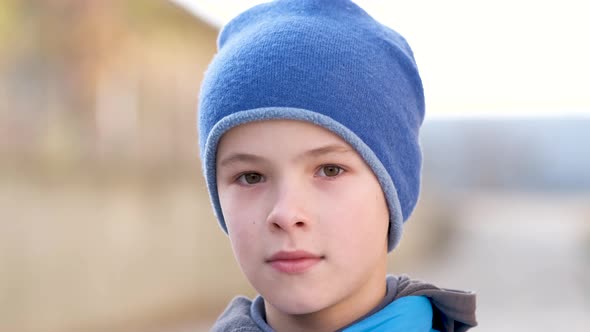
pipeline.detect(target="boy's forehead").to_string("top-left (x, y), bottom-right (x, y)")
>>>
top-left (221, 119), bottom-right (342, 141)
top-left (217, 120), bottom-right (357, 160)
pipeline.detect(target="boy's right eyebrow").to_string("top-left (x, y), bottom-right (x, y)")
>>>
top-left (218, 153), bottom-right (266, 167)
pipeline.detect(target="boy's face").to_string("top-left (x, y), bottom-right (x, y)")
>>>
top-left (216, 120), bottom-right (389, 322)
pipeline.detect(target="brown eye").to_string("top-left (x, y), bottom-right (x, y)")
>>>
top-left (240, 173), bottom-right (263, 184)
top-left (320, 165), bottom-right (342, 177)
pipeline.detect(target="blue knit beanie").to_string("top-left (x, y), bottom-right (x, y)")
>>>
top-left (198, 0), bottom-right (425, 252)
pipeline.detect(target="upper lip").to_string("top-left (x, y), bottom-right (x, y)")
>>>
top-left (266, 250), bottom-right (323, 262)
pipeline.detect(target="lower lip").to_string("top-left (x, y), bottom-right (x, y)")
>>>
top-left (269, 257), bottom-right (322, 274)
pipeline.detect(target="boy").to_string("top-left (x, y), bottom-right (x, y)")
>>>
top-left (197, 0), bottom-right (477, 331)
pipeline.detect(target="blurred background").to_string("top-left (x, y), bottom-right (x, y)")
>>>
top-left (0, 0), bottom-right (588, 331)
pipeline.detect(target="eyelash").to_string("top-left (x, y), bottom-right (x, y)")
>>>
top-left (234, 164), bottom-right (346, 186)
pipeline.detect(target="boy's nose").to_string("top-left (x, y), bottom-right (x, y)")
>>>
top-left (265, 185), bottom-right (310, 232)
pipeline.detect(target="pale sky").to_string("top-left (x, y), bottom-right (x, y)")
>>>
top-left (173, 0), bottom-right (590, 118)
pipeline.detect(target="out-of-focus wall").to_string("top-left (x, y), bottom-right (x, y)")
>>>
top-left (0, 1), bottom-right (252, 331)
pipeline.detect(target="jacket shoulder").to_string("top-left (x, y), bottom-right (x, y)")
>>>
top-left (393, 275), bottom-right (478, 332)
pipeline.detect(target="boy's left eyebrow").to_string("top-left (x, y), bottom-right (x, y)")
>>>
top-left (298, 144), bottom-right (354, 160)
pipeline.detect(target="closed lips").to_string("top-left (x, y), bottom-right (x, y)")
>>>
top-left (267, 250), bottom-right (324, 274)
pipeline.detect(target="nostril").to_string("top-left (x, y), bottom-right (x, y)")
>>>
top-left (295, 221), bottom-right (305, 227)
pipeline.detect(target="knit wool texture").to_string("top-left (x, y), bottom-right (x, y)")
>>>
top-left (198, 0), bottom-right (425, 252)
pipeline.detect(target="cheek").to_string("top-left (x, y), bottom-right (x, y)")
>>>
top-left (224, 210), bottom-right (262, 278)
top-left (221, 189), bottom-right (269, 234)
top-left (220, 189), bottom-right (269, 267)
top-left (323, 179), bottom-right (389, 248)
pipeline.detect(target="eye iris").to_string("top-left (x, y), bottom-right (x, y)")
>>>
top-left (245, 173), bottom-right (261, 184)
top-left (323, 166), bottom-right (339, 177)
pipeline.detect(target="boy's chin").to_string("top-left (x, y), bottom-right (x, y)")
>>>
top-left (264, 291), bottom-right (334, 316)
top-left (267, 299), bottom-right (323, 316)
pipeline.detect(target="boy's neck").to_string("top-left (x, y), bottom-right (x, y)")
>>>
top-left (264, 269), bottom-right (387, 332)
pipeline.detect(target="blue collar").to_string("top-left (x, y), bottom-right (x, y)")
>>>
top-left (342, 296), bottom-right (435, 332)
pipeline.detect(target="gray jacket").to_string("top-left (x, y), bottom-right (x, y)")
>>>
top-left (211, 275), bottom-right (477, 332)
